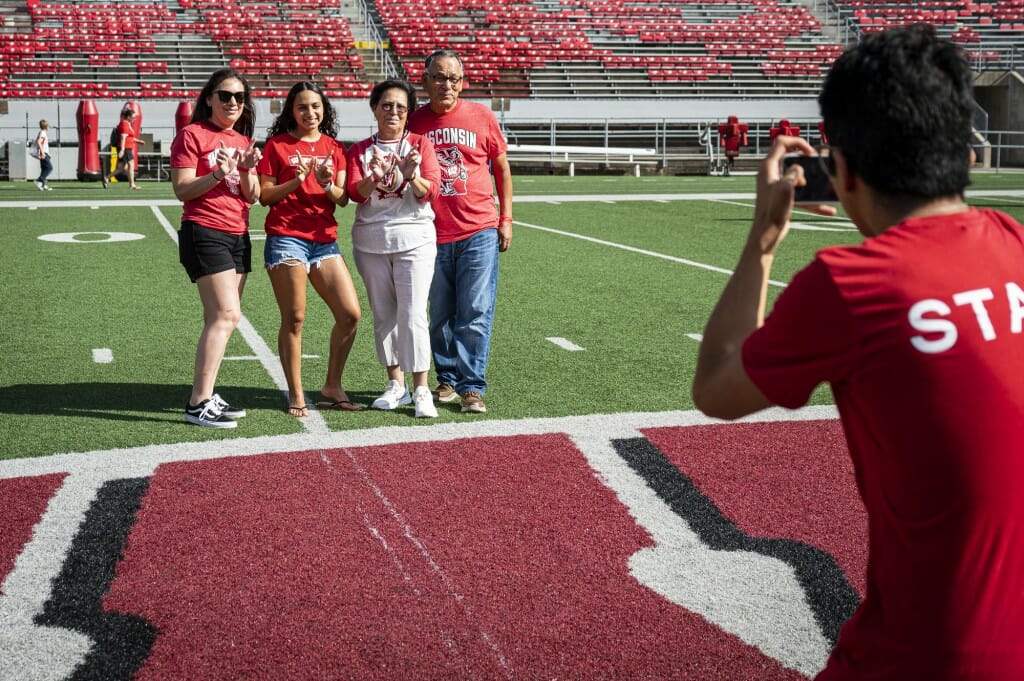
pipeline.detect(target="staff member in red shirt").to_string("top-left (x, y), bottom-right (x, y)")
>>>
top-left (103, 107), bottom-right (145, 189)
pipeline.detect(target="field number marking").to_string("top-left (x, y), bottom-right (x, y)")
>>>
top-left (547, 337), bottom-right (585, 351)
top-left (38, 231), bottom-right (145, 243)
top-left (92, 348), bottom-right (113, 363)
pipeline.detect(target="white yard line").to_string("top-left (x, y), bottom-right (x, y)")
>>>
top-left (514, 219), bottom-right (790, 288)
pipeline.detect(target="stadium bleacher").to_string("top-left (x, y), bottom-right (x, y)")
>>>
top-left (0, 0), bottom-right (1020, 100)
top-left (0, 0), bottom-right (371, 99)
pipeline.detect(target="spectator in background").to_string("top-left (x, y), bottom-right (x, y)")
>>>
top-left (33, 119), bottom-right (52, 191)
top-left (692, 25), bottom-right (1024, 678)
top-left (346, 79), bottom-right (441, 418)
top-left (257, 81), bottom-right (362, 417)
top-left (103, 108), bottom-right (144, 189)
top-left (171, 68), bottom-right (262, 428)
top-left (407, 49), bottom-right (513, 414)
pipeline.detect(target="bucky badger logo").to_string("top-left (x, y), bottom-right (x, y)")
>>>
top-left (436, 146), bottom-right (469, 197)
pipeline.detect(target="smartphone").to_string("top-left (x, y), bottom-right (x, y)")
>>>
top-left (782, 154), bottom-right (838, 204)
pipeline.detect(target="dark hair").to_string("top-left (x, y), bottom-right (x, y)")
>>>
top-left (819, 24), bottom-right (973, 200)
top-left (369, 79), bottom-right (417, 111)
top-left (189, 68), bottom-right (255, 138)
top-left (121, 108), bottom-right (135, 120)
top-left (424, 49), bottom-right (464, 71)
top-left (267, 81), bottom-right (338, 139)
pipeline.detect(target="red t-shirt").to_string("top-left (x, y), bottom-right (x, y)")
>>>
top-left (406, 99), bottom-right (507, 244)
top-left (256, 133), bottom-right (347, 243)
top-left (170, 121), bottom-right (253, 235)
top-left (117, 119), bottom-right (138, 153)
top-left (743, 209), bottom-right (1024, 679)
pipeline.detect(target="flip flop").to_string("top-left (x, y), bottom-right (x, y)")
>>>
top-left (287, 404), bottom-right (308, 418)
top-left (316, 399), bottom-right (362, 412)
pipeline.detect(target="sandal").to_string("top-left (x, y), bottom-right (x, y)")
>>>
top-left (315, 399), bottom-right (362, 412)
top-left (287, 404), bottom-right (308, 418)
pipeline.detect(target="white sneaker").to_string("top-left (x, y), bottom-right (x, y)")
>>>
top-left (413, 386), bottom-right (437, 418)
top-left (34, 180), bottom-right (44, 191)
top-left (371, 379), bottom-right (411, 410)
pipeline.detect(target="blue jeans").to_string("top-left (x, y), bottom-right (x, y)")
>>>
top-left (37, 156), bottom-right (53, 184)
top-left (430, 228), bottom-right (499, 395)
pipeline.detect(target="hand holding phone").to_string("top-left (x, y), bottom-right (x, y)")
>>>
top-left (781, 153), bottom-right (838, 205)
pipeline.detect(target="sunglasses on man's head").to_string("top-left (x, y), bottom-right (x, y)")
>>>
top-left (215, 90), bottom-right (246, 104)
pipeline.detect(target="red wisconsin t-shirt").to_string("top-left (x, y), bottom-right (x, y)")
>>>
top-left (743, 209), bottom-right (1024, 680)
top-left (256, 133), bottom-right (347, 243)
top-left (170, 122), bottom-right (253, 235)
top-left (407, 99), bottom-right (507, 244)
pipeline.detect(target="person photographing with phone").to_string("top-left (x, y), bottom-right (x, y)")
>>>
top-left (692, 24), bottom-right (1024, 679)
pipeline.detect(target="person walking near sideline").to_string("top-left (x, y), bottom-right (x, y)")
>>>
top-left (407, 49), bottom-right (513, 414)
top-left (257, 81), bottom-right (362, 417)
top-left (346, 79), bottom-right (441, 418)
top-left (171, 68), bottom-right (262, 428)
top-left (33, 119), bottom-right (53, 191)
top-left (103, 107), bottom-right (144, 189)
top-left (692, 25), bottom-right (1024, 679)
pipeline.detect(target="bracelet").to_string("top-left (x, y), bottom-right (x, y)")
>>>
top-left (238, 166), bottom-right (251, 174)
top-left (499, 216), bottom-right (513, 223)
top-left (212, 169), bottom-right (224, 181)
top-left (321, 181), bottom-right (334, 192)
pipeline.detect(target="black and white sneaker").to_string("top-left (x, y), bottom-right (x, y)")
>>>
top-left (185, 398), bottom-right (237, 429)
top-left (211, 393), bottom-right (246, 419)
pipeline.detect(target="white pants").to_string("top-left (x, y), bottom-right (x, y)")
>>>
top-left (354, 242), bottom-right (437, 373)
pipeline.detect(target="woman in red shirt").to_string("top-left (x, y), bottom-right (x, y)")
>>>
top-left (257, 81), bottom-right (362, 417)
top-left (171, 68), bottom-right (262, 428)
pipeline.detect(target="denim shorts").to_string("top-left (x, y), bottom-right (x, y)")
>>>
top-left (264, 235), bottom-right (341, 271)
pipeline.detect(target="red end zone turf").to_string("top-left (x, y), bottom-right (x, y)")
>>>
top-left (0, 473), bottom-right (66, 595)
top-left (102, 434), bottom-right (803, 679)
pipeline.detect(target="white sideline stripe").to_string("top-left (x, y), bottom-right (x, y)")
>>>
top-left (515, 220), bottom-right (789, 288)
top-left (0, 406), bottom-right (840, 481)
top-left (546, 336), bottom-right (585, 351)
top-left (91, 348), bottom-right (113, 363)
top-left (148, 206), bottom-right (327, 435)
top-left (0, 188), bottom-right (1020, 211)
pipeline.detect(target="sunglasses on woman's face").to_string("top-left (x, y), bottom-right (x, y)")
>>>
top-left (215, 90), bottom-right (246, 104)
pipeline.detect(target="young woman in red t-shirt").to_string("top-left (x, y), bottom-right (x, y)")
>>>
top-left (171, 68), bottom-right (262, 428)
top-left (256, 81), bottom-right (362, 417)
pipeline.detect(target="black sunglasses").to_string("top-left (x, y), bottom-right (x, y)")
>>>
top-left (215, 90), bottom-right (246, 104)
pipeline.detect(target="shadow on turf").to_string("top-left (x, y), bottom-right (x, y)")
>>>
top-left (0, 383), bottom-right (288, 421)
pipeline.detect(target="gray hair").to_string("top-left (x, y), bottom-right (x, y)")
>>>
top-left (424, 49), bottom-right (464, 71)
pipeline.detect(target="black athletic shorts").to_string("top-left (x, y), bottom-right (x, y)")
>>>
top-left (178, 220), bottom-right (252, 283)
top-left (121, 149), bottom-right (135, 162)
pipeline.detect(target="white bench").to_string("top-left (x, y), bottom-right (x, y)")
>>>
top-left (505, 144), bottom-right (660, 176)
